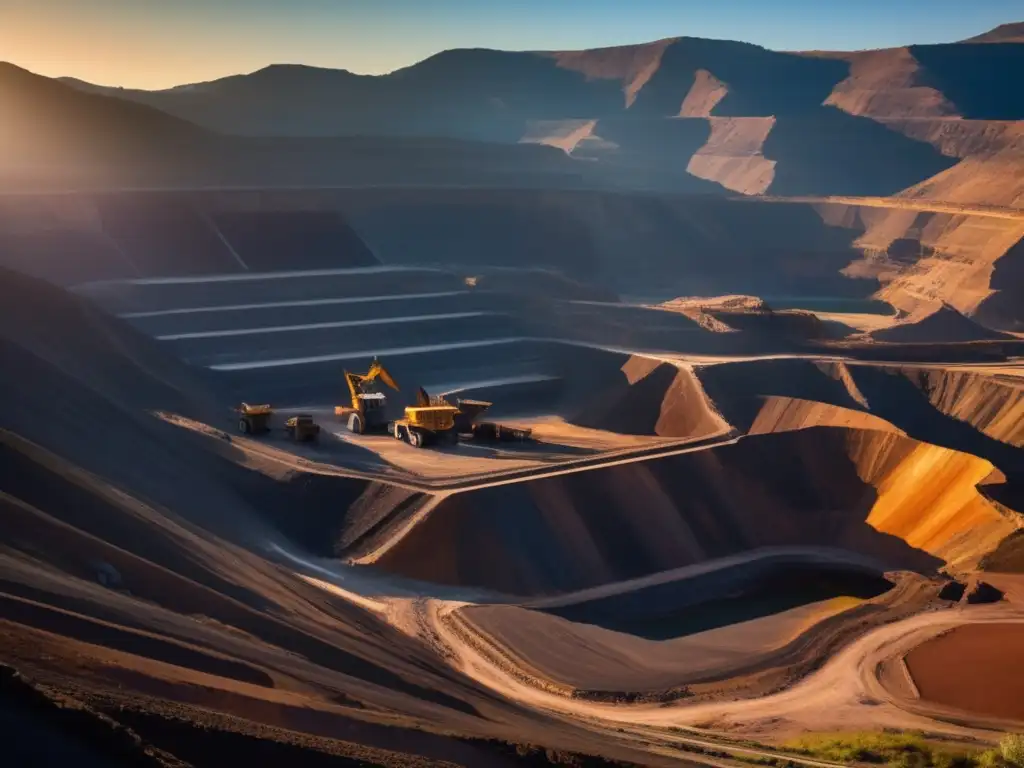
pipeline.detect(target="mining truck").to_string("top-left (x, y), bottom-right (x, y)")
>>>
top-left (236, 403), bottom-right (272, 435)
top-left (284, 414), bottom-right (320, 442)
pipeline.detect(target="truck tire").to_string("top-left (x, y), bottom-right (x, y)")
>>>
top-left (347, 412), bottom-right (364, 435)
top-left (407, 429), bottom-right (423, 449)
top-left (238, 418), bottom-right (250, 434)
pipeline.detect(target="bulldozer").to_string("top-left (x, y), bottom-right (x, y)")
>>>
top-left (236, 403), bottom-right (273, 435)
top-left (336, 357), bottom-right (401, 435)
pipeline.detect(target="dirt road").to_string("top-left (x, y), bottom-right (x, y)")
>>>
top-left (281, 540), bottom-right (1024, 754)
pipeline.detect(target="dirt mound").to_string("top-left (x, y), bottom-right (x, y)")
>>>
top-left (659, 296), bottom-right (834, 339)
top-left (660, 295), bottom-right (770, 312)
top-left (869, 304), bottom-right (1015, 343)
top-left (570, 356), bottom-right (728, 439)
top-left (657, 296), bottom-right (829, 337)
top-left (369, 427), bottom-right (1012, 595)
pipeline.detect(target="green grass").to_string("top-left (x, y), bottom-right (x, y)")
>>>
top-left (781, 732), bottom-right (1001, 768)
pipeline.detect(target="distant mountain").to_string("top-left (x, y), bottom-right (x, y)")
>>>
top-left (9, 23), bottom-right (1024, 202)
top-left (0, 62), bottom-right (211, 187)
top-left (59, 29), bottom-right (1024, 138)
top-left (3, 62), bottom-right (613, 191)
top-left (962, 22), bottom-right (1024, 43)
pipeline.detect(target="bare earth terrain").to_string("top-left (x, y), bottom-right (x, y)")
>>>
top-left (1, 18), bottom-right (1024, 768)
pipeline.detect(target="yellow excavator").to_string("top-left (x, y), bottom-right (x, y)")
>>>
top-left (335, 358), bottom-right (462, 448)
top-left (335, 357), bottom-right (400, 435)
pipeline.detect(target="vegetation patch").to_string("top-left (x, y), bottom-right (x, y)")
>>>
top-left (781, 731), bottom-right (1024, 768)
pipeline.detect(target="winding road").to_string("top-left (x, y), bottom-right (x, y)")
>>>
top-left (273, 532), bottom-right (1024, 765)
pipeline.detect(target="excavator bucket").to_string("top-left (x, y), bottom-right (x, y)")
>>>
top-left (416, 387), bottom-right (431, 407)
top-left (368, 358), bottom-right (400, 393)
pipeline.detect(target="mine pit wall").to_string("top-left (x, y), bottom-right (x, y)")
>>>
top-left (368, 427), bottom-right (1015, 595)
top-left (570, 360), bottom-right (729, 439)
top-left (6, 189), bottom-right (1020, 327)
top-left (164, 313), bottom-right (530, 369)
top-left (76, 267), bottom-right (466, 315)
top-left (210, 340), bottom-right (627, 412)
top-left (1, 189), bottom-right (874, 301)
top-left (536, 550), bottom-right (893, 629)
top-left (120, 290), bottom-right (502, 338)
top-left (696, 359), bottom-right (1024, 475)
top-left (811, 200), bottom-right (1024, 326)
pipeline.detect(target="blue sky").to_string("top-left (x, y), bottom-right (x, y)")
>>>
top-left (5, 0), bottom-right (1021, 88)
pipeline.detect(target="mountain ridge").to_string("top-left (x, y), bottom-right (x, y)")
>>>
top-left (5, 22), bottom-right (1024, 205)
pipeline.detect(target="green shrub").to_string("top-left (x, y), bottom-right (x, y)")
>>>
top-left (783, 732), bottom-right (980, 768)
top-left (1001, 735), bottom-right (1024, 768)
top-left (978, 749), bottom-right (1006, 768)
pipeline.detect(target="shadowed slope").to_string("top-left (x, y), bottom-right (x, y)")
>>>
top-left (2, 64), bottom-right (592, 191)
top-left (369, 425), bottom-right (1013, 595)
top-left (0, 63), bottom-right (206, 186)
top-left (0, 266), bottom-right (679, 766)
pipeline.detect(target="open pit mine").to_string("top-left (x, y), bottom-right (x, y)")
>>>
top-left (1, 21), bottom-right (1024, 768)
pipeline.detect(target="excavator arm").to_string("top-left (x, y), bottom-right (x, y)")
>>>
top-left (343, 371), bottom-right (365, 410)
top-left (342, 357), bottom-right (400, 412)
top-left (366, 358), bottom-right (400, 393)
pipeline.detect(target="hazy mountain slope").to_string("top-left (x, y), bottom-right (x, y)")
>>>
top-left (48, 27), bottom-right (1024, 203)
top-left (963, 22), bottom-right (1024, 43)
top-left (1, 63), bottom-right (608, 191)
top-left (0, 62), bottom-right (208, 186)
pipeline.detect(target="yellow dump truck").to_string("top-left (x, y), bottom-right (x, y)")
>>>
top-left (389, 403), bottom-right (461, 448)
top-left (284, 414), bottom-right (320, 443)
top-left (236, 403), bottom-right (273, 435)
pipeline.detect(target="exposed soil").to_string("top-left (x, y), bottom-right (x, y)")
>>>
top-left (905, 623), bottom-right (1024, 722)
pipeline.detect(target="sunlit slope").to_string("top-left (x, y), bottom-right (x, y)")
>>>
top-left (369, 426), bottom-right (1014, 594)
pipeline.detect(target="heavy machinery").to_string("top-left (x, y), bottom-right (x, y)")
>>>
top-left (423, 388), bottom-right (532, 442)
top-left (468, 419), bottom-right (532, 442)
top-left (389, 402), bottom-right (461, 448)
top-left (284, 414), bottom-right (320, 442)
top-left (405, 387), bottom-right (532, 445)
top-left (336, 358), bottom-right (529, 448)
top-left (236, 403), bottom-right (273, 435)
top-left (336, 357), bottom-right (400, 435)
top-left (385, 387), bottom-right (460, 448)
